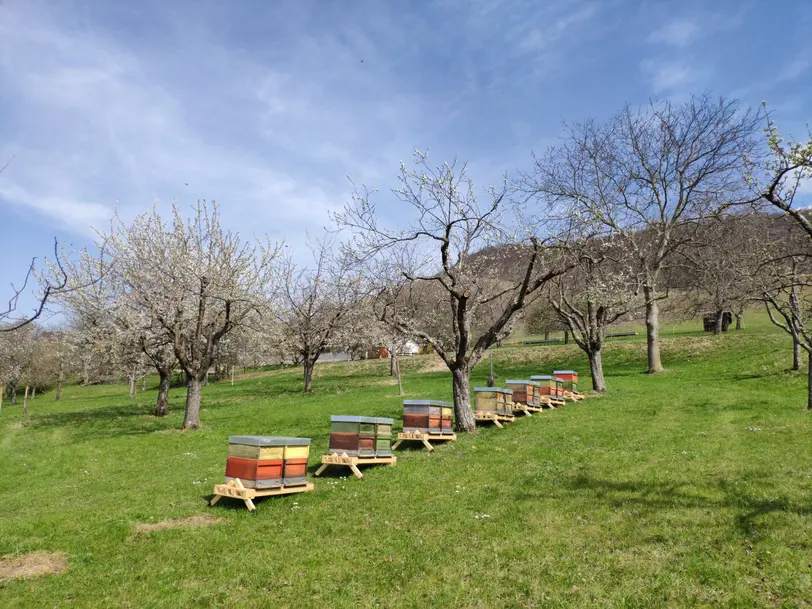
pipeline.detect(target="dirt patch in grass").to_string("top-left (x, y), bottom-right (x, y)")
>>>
top-left (421, 356), bottom-right (449, 373)
top-left (0, 552), bottom-right (68, 581)
top-left (5, 422), bottom-right (23, 431)
top-left (134, 514), bottom-right (224, 534)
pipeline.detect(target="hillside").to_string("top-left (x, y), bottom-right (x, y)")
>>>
top-left (0, 315), bottom-right (809, 607)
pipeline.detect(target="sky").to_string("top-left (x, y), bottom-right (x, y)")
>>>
top-left (1, 0), bottom-right (811, 319)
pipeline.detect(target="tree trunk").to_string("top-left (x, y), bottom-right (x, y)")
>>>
top-left (55, 360), bottom-right (64, 401)
top-left (735, 311), bottom-right (743, 331)
top-left (11, 388), bottom-right (16, 405)
top-left (808, 353), bottom-right (812, 410)
top-left (644, 286), bottom-right (664, 373)
top-left (303, 358), bottom-right (315, 393)
top-left (231, 366), bottom-right (235, 386)
top-left (451, 365), bottom-right (476, 433)
top-left (82, 357), bottom-right (91, 386)
top-left (128, 373), bottom-right (136, 399)
top-left (793, 337), bottom-right (801, 371)
top-left (141, 374), bottom-right (147, 391)
top-left (390, 350), bottom-right (399, 377)
top-left (0, 385), bottom-right (4, 412)
top-left (22, 385), bottom-right (30, 418)
top-left (564, 330), bottom-right (570, 345)
top-left (182, 374), bottom-right (203, 429)
top-left (544, 330), bottom-right (550, 341)
top-left (31, 387), bottom-right (36, 400)
top-left (713, 310), bottom-right (724, 335)
top-left (153, 367), bottom-right (171, 417)
top-left (588, 349), bottom-right (607, 393)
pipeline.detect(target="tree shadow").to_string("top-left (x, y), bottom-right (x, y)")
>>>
top-left (23, 402), bottom-right (174, 442)
top-left (558, 474), bottom-right (809, 540)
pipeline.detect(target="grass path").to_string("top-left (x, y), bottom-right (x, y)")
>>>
top-left (0, 323), bottom-right (809, 607)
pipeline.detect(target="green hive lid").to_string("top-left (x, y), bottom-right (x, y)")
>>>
top-left (330, 415), bottom-right (378, 424)
top-left (403, 399), bottom-right (452, 407)
top-left (553, 370), bottom-right (577, 374)
top-left (530, 375), bottom-right (552, 380)
top-left (474, 387), bottom-right (512, 394)
top-left (374, 417), bottom-right (394, 425)
top-left (228, 435), bottom-right (311, 446)
top-left (505, 379), bottom-right (541, 386)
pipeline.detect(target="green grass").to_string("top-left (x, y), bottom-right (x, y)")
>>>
top-left (0, 315), bottom-right (810, 607)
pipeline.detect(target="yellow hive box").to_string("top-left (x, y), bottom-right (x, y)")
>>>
top-left (227, 445), bottom-right (285, 460)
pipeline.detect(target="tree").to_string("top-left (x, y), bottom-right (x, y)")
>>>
top-left (103, 201), bottom-right (281, 429)
top-left (524, 94), bottom-right (762, 373)
top-left (547, 242), bottom-right (642, 392)
top-left (336, 151), bottom-right (568, 433)
top-left (674, 215), bottom-right (766, 335)
top-left (746, 116), bottom-right (812, 402)
top-left (279, 235), bottom-right (366, 393)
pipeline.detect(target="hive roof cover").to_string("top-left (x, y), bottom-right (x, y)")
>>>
top-left (402, 399), bottom-right (452, 407)
top-left (553, 370), bottom-right (577, 374)
top-left (473, 386), bottom-right (513, 393)
top-left (505, 379), bottom-right (541, 386)
top-left (374, 417), bottom-right (395, 425)
top-left (228, 435), bottom-right (311, 446)
top-left (530, 375), bottom-right (553, 380)
top-left (330, 415), bottom-right (378, 423)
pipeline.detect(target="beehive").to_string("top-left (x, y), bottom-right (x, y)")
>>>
top-left (329, 416), bottom-right (377, 457)
top-left (473, 387), bottom-right (514, 415)
top-left (374, 416), bottom-right (394, 456)
top-left (402, 400), bottom-right (454, 435)
top-left (225, 436), bottom-right (311, 488)
top-left (505, 380), bottom-right (541, 407)
top-left (553, 370), bottom-right (578, 393)
top-left (530, 375), bottom-right (564, 403)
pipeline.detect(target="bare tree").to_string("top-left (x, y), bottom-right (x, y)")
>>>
top-left (335, 151), bottom-right (568, 432)
top-left (524, 94), bottom-right (761, 372)
top-left (280, 235), bottom-right (366, 393)
top-left (103, 201), bottom-right (281, 429)
top-left (547, 243), bottom-right (643, 392)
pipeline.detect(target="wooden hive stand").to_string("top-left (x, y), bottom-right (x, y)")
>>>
top-left (314, 452), bottom-right (397, 479)
top-left (511, 402), bottom-right (533, 416)
top-left (392, 430), bottom-right (456, 452)
top-left (473, 411), bottom-right (516, 428)
top-left (564, 390), bottom-right (585, 402)
top-left (210, 478), bottom-right (314, 512)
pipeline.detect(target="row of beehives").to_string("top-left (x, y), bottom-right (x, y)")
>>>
top-left (219, 369), bottom-right (579, 491)
top-left (476, 370), bottom-right (580, 414)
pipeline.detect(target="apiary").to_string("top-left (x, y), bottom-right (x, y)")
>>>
top-left (402, 400), bottom-right (454, 435)
top-left (553, 370), bottom-right (578, 393)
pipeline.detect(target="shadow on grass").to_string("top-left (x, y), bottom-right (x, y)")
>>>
top-left (562, 474), bottom-right (810, 540)
top-left (26, 401), bottom-right (174, 442)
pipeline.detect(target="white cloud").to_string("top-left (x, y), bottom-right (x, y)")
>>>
top-left (641, 60), bottom-right (697, 94)
top-left (647, 18), bottom-right (698, 47)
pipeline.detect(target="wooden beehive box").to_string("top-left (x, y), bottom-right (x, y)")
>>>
top-left (505, 379), bottom-right (541, 406)
top-left (474, 387), bottom-right (513, 415)
top-left (402, 400), bottom-right (454, 435)
top-left (329, 416), bottom-right (377, 457)
top-left (225, 436), bottom-right (311, 488)
top-left (530, 375), bottom-right (562, 402)
top-left (554, 370), bottom-right (578, 392)
top-left (374, 416), bottom-right (394, 456)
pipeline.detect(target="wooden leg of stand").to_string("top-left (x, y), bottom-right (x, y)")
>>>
top-left (314, 463), bottom-right (330, 477)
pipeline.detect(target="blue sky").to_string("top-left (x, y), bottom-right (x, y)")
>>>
top-left (1, 0), bottom-right (810, 318)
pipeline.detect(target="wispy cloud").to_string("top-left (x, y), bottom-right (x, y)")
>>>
top-left (640, 60), bottom-right (699, 95)
top-left (647, 18), bottom-right (698, 47)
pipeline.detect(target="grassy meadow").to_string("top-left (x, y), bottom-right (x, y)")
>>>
top-left (0, 313), bottom-right (810, 607)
